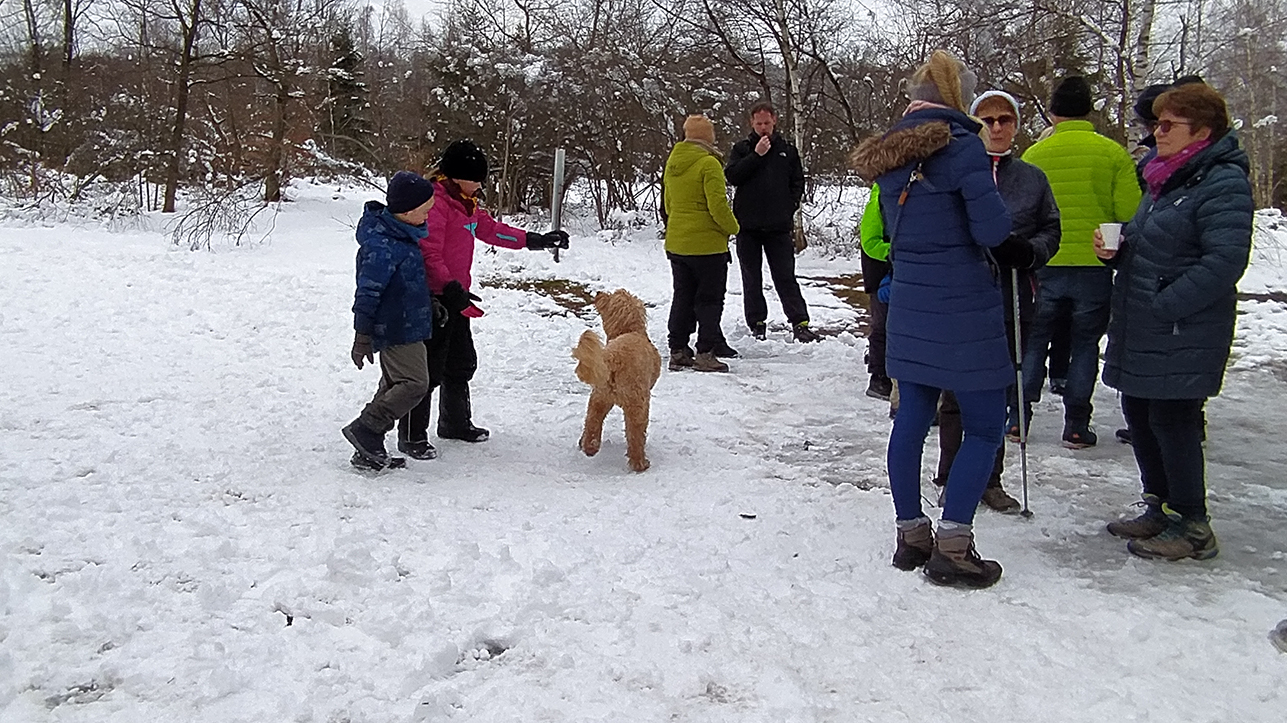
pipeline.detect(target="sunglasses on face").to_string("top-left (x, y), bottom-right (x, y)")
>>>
top-left (980, 115), bottom-right (1016, 127)
top-left (1155, 119), bottom-right (1194, 134)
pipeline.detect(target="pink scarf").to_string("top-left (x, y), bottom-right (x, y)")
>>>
top-left (1142, 139), bottom-right (1212, 199)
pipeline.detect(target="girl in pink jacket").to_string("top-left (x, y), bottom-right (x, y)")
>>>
top-left (396, 140), bottom-right (569, 457)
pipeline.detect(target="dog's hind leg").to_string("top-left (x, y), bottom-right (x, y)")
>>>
top-left (622, 394), bottom-right (651, 472)
top-left (579, 390), bottom-right (613, 457)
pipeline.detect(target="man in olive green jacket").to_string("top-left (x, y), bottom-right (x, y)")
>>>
top-left (1019, 76), bottom-right (1142, 448)
top-left (662, 115), bottom-right (740, 372)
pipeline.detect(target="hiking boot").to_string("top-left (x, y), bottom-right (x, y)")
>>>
top-left (343, 419), bottom-right (389, 469)
top-left (923, 529), bottom-right (1003, 589)
top-left (750, 322), bottom-right (767, 340)
top-left (1106, 494), bottom-right (1173, 539)
top-left (692, 351), bottom-right (729, 373)
top-left (1006, 404), bottom-right (1032, 443)
top-left (1127, 517), bottom-right (1219, 561)
top-left (981, 486), bottom-right (1021, 514)
top-left (1115, 428), bottom-right (1132, 445)
top-left (438, 424), bottom-right (490, 443)
top-left (1049, 378), bottom-right (1066, 396)
top-left (712, 341), bottom-right (739, 358)
top-left (1062, 421), bottom-right (1097, 449)
top-left (397, 437), bottom-right (438, 460)
top-left (792, 321), bottom-right (821, 343)
top-left (668, 346), bottom-right (695, 371)
top-left (892, 519), bottom-right (934, 571)
top-left (865, 374), bottom-right (892, 401)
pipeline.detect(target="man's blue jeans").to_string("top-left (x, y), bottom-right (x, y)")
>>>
top-left (1021, 266), bottom-right (1113, 424)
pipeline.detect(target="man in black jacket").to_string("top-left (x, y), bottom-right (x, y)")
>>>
top-left (725, 102), bottom-right (818, 343)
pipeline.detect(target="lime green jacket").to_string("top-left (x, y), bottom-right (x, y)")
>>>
top-left (663, 141), bottom-right (739, 255)
top-left (1021, 120), bottom-right (1141, 266)
top-left (859, 185), bottom-right (888, 261)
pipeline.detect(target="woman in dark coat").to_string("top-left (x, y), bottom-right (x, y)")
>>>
top-left (850, 51), bottom-right (1025, 589)
top-left (1096, 83), bottom-right (1253, 561)
top-left (934, 90), bottom-right (1062, 515)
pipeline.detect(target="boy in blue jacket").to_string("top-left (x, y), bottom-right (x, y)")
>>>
top-left (342, 171), bottom-right (439, 470)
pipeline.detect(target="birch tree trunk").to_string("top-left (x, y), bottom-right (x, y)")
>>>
top-left (1130, 0), bottom-right (1158, 148)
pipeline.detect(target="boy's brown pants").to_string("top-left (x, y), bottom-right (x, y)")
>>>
top-left (359, 341), bottom-right (429, 433)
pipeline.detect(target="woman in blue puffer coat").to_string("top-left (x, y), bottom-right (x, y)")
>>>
top-left (1096, 83), bottom-right (1253, 562)
top-left (850, 50), bottom-right (1025, 589)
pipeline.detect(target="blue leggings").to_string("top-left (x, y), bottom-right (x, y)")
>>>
top-left (889, 381), bottom-right (1007, 525)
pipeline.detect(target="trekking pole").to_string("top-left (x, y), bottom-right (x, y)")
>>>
top-left (550, 147), bottom-right (566, 263)
top-left (1011, 267), bottom-right (1033, 518)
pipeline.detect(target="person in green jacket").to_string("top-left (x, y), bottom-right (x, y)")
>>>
top-left (858, 186), bottom-right (892, 401)
top-left (662, 115), bottom-right (740, 373)
top-left (1019, 76), bottom-right (1142, 449)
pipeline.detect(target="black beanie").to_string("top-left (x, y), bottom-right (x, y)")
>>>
top-left (1134, 84), bottom-right (1171, 122)
top-left (439, 140), bottom-right (489, 182)
top-left (386, 171), bottom-right (435, 214)
top-left (1049, 76), bottom-right (1092, 117)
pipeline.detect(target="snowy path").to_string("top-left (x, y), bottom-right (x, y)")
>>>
top-left (1, 187), bottom-right (1284, 722)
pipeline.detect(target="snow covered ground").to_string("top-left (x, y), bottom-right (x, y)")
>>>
top-left (2, 183), bottom-right (1285, 722)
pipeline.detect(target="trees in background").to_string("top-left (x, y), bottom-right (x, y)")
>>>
top-left (0, 0), bottom-right (1281, 217)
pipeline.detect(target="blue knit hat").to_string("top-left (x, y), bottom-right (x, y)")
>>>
top-left (386, 171), bottom-right (435, 214)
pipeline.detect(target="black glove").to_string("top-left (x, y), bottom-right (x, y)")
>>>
top-left (991, 235), bottom-right (1036, 270)
top-left (525, 230), bottom-right (570, 250)
top-left (439, 280), bottom-right (482, 314)
top-left (351, 333), bottom-right (374, 369)
top-left (440, 280), bottom-right (471, 313)
top-left (432, 297), bottom-right (448, 327)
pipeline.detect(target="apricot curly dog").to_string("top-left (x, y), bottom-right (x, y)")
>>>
top-left (573, 289), bottom-right (662, 472)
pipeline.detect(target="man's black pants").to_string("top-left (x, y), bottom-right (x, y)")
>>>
top-left (735, 228), bottom-right (808, 328)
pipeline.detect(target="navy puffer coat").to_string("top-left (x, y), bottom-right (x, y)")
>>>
top-left (850, 107), bottom-right (1013, 391)
top-left (353, 201), bottom-right (435, 351)
top-left (1102, 132), bottom-right (1253, 400)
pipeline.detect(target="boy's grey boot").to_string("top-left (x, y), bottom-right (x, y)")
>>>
top-left (923, 527), bottom-right (1003, 589)
top-left (1127, 518), bottom-right (1219, 561)
top-left (1106, 493), bottom-right (1172, 539)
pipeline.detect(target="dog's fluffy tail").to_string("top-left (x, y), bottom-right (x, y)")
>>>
top-left (573, 330), bottom-right (610, 387)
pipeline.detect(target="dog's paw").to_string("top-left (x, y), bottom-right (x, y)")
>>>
top-left (629, 456), bottom-right (650, 472)
top-left (579, 435), bottom-right (600, 457)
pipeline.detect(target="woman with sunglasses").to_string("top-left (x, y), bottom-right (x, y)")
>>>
top-left (932, 91), bottom-right (1062, 514)
top-left (1095, 83), bottom-right (1253, 561)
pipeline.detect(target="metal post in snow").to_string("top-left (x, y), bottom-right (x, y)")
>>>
top-left (550, 147), bottom-right (566, 263)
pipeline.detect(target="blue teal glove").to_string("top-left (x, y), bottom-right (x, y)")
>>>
top-left (876, 273), bottom-right (892, 303)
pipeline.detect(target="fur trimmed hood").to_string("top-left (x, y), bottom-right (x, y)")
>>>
top-left (849, 122), bottom-right (951, 182)
top-left (849, 107), bottom-right (984, 182)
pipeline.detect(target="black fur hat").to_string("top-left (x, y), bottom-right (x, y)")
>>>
top-left (439, 140), bottom-right (489, 182)
top-left (1134, 84), bottom-right (1171, 123)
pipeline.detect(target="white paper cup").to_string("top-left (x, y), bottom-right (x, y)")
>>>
top-left (1100, 222), bottom-right (1123, 251)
